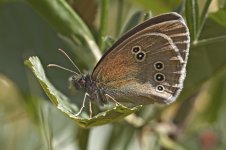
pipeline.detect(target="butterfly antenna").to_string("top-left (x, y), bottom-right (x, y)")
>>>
top-left (58, 48), bottom-right (82, 74)
top-left (47, 64), bottom-right (79, 76)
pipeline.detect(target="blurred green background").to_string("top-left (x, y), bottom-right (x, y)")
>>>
top-left (1, 0), bottom-right (226, 149)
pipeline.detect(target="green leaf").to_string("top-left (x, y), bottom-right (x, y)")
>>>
top-left (67, 0), bottom-right (97, 28)
top-left (0, 2), bottom-right (97, 93)
top-left (120, 11), bottom-right (144, 35)
top-left (25, 56), bottom-right (142, 128)
top-left (130, 0), bottom-right (181, 14)
top-left (180, 17), bottom-right (226, 102)
top-left (209, 8), bottom-right (226, 28)
top-left (204, 66), bottom-right (226, 123)
top-left (25, 0), bottom-right (92, 40)
top-left (0, 0), bottom-right (24, 3)
top-left (25, 0), bottom-right (101, 67)
top-left (102, 36), bottom-right (116, 51)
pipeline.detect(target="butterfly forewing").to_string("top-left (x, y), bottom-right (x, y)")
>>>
top-left (92, 12), bottom-right (190, 104)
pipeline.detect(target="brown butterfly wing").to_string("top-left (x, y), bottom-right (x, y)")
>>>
top-left (92, 12), bottom-right (190, 104)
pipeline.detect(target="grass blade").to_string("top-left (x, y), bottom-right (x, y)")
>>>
top-left (185, 0), bottom-right (199, 43)
top-left (196, 0), bottom-right (212, 40)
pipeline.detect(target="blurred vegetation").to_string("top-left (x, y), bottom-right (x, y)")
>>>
top-left (1, 0), bottom-right (226, 150)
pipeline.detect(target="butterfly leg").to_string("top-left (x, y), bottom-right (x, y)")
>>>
top-left (89, 100), bottom-right (92, 118)
top-left (105, 94), bottom-right (126, 107)
top-left (75, 92), bottom-right (89, 116)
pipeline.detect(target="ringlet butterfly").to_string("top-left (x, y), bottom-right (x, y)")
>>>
top-left (49, 12), bottom-right (190, 116)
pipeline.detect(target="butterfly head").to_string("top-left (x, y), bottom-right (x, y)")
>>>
top-left (69, 74), bottom-right (95, 92)
top-left (69, 74), bottom-right (86, 91)
top-left (69, 74), bottom-right (103, 103)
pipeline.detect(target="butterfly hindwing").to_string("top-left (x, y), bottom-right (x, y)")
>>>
top-left (92, 12), bottom-right (190, 104)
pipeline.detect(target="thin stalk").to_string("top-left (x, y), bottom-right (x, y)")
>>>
top-left (77, 128), bottom-right (90, 150)
top-left (192, 35), bottom-right (226, 48)
top-left (196, 0), bottom-right (212, 41)
top-left (98, 0), bottom-right (109, 51)
top-left (185, 0), bottom-right (199, 43)
top-left (116, 0), bottom-right (124, 37)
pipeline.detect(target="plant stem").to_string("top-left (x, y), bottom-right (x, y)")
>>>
top-left (116, 0), bottom-right (124, 37)
top-left (77, 128), bottom-right (90, 150)
top-left (99, 0), bottom-right (109, 51)
top-left (196, 0), bottom-right (212, 41)
top-left (192, 35), bottom-right (226, 47)
top-left (185, 0), bottom-right (199, 43)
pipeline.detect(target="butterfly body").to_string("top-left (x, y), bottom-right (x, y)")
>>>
top-left (70, 12), bottom-right (190, 106)
top-left (70, 74), bottom-right (106, 105)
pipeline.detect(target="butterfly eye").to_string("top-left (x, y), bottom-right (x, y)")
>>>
top-left (135, 52), bottom-right (146, 62)
top-left (154, 61), bottom-right (164, 71)
top-left (154, 73), bottom-right (165, 82)
top-left (131, 46), bottom-right (141, 54)
top-left (156, 85), bottom-right (164, 92)
top-left (79, 79), bottom-right (86, 85)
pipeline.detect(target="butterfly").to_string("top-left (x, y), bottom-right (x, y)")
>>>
top-left (49, 12), bottom-right (190, 116)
